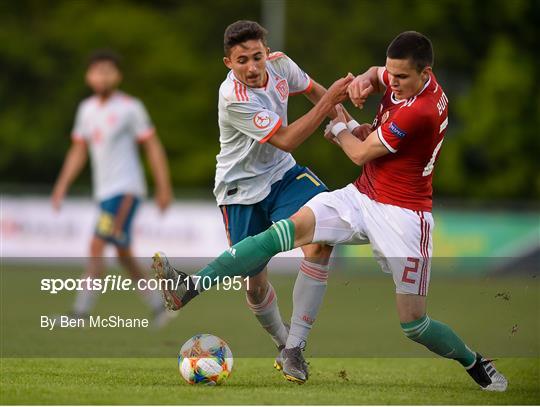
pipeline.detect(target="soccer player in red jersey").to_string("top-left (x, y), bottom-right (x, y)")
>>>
top-left (156, 32), bottom-right (508, 390)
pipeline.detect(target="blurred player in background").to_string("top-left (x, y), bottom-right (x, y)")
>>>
top-left (154, 20), bottom-right (352, 375)
top-left (153, 31), bottom-right (508, 390)
top-left (52, 50), bottom-right (174, 328)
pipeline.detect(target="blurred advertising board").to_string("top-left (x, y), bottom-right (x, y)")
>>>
top-left (0, 196), bottom-right (303, 267)
top-left (341, 209), bottom-right (539, 276)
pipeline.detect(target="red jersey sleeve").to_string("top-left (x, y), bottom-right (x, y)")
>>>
top-left (377, 106), bottom-right (427, 153)
top-left (381, 69), bottom-right (390, 87)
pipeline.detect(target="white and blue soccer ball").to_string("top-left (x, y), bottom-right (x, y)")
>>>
top-left (178, 334), bottom-right (233, 385)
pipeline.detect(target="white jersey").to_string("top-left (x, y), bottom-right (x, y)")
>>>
top-left (71, 91), bottom-right (154, 201)
top-left (214, 52), bottom-right (313, 205)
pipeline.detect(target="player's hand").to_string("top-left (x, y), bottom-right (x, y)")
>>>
top-left (324, 73), bottom-right (355, 105)
top-left (347, 77), bottom-right (374, 109)
top-left (333, 104), bottom-right (347, 124)
top-left (51, 188), bottom-right (65, 211)
top-left (351, 123), bottom-right (373, 141)
top-left (156, 188), bottom-right (173, 212)
top-left (323, 120), bottom-right (340, 146)
top-left (323, 105), bottom-right (348, 145)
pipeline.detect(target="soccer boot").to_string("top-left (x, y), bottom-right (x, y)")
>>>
top-left (152, 251), bottom-right (198, 311)
top-left (466, 353), bottom-right (508, 392)
top-left (282, 345), bottom-right (309, 384)
top-left (273, 323), bottom-right (290, 371)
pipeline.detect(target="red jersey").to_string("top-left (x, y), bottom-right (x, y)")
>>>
top-left (354, 70), bottom-right (448, 212)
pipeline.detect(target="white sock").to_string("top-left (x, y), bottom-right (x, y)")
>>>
top-left (73, 287), bottom-right (98, 317)
top-left (286, 260), bottom-right (329, 349)
top-left (246, 283), bottom-right (288, 347)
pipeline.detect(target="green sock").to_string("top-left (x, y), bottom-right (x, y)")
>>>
top-left (195, 219), bottom-right (295, 290)
top-left (401, 315), bottom-right (476, 367)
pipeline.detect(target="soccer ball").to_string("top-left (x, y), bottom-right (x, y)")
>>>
top-left (178, 334), bottom-right (233, 385)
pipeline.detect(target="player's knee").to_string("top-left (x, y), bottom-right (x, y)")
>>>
top-left (301, 243), bottom-right (332, 262)
top-left (290, 207), bottom-right (316, 247)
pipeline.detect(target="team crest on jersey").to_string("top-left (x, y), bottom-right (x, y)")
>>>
top-left (275, 79), bottom-right (289, 101)
top-left (389, 122), bottom-right (406, 138)
top-left (253, 111), bottom-right (272, 129)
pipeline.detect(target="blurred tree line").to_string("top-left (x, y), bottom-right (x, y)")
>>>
top-left (1, 0), bottom-right (538, 201)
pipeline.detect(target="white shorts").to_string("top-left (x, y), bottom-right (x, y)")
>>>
top-left (305, 184), bottom-right (433, 296)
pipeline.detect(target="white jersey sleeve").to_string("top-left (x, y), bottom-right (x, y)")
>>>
top-left (268, 52), bottom-right (312, 95)
top-left (71, 101), bottom-right (90, 142)
top-left (226, 101), bottom-right (282, 143)
top-left (130, 100), bottom-right (155, 141)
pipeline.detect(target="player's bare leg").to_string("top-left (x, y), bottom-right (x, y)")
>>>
top-left (116, 246), bottom-right (146, 280)
top-left (396, 293), bottom-right (426, 323)
top-left (396, 293), bottom-right (507, 391)
top-left (290, 206), bottom-right (318, 247)
top-left (88, 236), bottom-right (107, 277)
top-left (72, 236), bottom-right (107, 318)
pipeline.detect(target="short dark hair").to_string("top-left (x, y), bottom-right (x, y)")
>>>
top-left (386, 31), bottom-right (433, 72)
top-left (87, 49), bottom-right (122, 70)
top-left (224, 20), bottom-right (268, 56)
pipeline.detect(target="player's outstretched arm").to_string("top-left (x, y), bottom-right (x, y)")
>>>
top-left (348, 66), bottom-right (385, 109)
top-left (324, 105), bottom-right (389, 166)
top-left (303, 80), bottom-right (326, 104)
top-left (267, 74), bottom-right (354, 152)
top-left (304, 81), bottom-right (356, 121)
top-left (142, 134), bottom-right (173, 212)
top-left (51, 140), bottom-right (88, 211)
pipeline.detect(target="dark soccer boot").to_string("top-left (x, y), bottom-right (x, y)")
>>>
top-left (466, 353), bottom-right (508, 391)
top-left (152, 252), bottom-right (198, 311)
top-left (282, 345), bottom-right (309, 384)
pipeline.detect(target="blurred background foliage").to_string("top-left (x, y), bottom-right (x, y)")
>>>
top-left (1, 0), bottom-right (539, 202)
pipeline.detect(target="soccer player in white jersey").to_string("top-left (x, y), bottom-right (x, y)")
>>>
top-left (52, 50), bottom-right (173, 327)
top-left (153, 32), bottom-right (508, 390)
top-left (153, 20), bottom-right (352, 376)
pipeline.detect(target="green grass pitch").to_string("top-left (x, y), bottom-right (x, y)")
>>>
top-left (1, 264), bottom-right (539, 404)
top-left (1, 357), bottom-right (538, 404)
